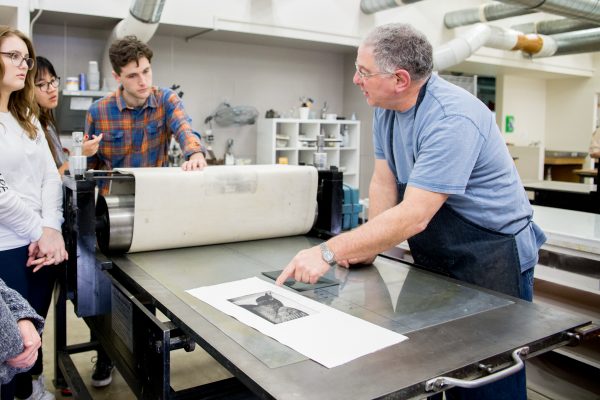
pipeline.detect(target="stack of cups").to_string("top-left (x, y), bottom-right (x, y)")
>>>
top-left (88, 61), bottom-right (100, 91)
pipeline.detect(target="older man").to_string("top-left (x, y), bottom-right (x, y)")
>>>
top-left (278, 23), bottom-right (545, 400)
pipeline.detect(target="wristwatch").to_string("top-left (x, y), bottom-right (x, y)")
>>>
top-left (319, 242), bottom-right (337, 266)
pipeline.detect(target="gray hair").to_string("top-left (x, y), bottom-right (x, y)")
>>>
top-left (363, 23), bottom-right (433, 81)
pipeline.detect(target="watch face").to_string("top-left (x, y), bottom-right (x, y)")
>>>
top-left (321, 243), bottom-right (335, 264)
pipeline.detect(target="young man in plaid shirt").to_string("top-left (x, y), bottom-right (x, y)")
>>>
top-left (86, 35), bottom-right (207, 196)
top-left (84, 35), bottom-right (207, 386)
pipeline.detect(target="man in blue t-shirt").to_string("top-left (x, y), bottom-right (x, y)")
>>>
top-left (278, 23), bottom-right (546, 400)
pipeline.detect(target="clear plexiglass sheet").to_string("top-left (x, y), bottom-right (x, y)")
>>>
top-left (125, 236), bottom-right (512, 368)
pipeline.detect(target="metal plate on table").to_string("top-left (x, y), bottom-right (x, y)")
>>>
top-left (123, 236), bottom-right (512, 366)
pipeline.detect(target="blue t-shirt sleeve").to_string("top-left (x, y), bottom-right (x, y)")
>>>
top-left (409, 115), bottom-right (485, 194)
top-left (373, 109), bottom-right (385, 160)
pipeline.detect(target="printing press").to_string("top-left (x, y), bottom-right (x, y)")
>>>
top-left (55, 164), bottom-right (598, 400)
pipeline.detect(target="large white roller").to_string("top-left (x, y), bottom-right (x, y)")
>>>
top-left (108, 165), bottom-right (318, 253)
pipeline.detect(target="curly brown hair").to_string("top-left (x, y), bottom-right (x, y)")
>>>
top-left (0, 25), bottom-right (39, 140)
top-left (109, 35), bottom-right (153, 75)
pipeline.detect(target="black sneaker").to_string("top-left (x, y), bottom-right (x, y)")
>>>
top-left (91, 357), bottom-right (114, 388)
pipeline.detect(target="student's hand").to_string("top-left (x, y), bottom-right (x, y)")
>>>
top-left (26, 241), bottom-right (40, 267)
top-left (276, 245), bottom-right (330, 285)
top-left (83, 134), bottom-right (103, 156)
top-left (27, 227), bottom-right (68, 271)
top-left (57, 163), bottom-right (69, 176)
top-left (182, 152), bottom-right (207, 171)
top-left (7, 320), bottom-right (41, 369)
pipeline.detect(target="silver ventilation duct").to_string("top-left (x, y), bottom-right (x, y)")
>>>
top-left (130, 0), bottom-right (166, 24)
top-left (360, 0), bottom-right (426, 15)
top-left (444, 3), bottom-right (535, 29)
top-left (446, 0), bottom-right (600, 29)
top-left (512, 18), bottom-right (599, 34)
top-left (496, 0), bottom-right (600, 24)
top-left (551, 27), bottom-right (600, 56)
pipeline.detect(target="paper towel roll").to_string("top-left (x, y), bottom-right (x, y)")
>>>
top-left (114, 165), bottom-right (318, 253)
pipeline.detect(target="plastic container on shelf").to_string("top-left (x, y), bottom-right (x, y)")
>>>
top-left (65, 77), bottom-right (79, 91)
top-left (88, 61), bottom-right (100, 91)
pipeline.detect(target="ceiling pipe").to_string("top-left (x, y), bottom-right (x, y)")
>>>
top-left (548, 27), bottom-right (600, 56)
top-left (444, 2), bottom-right (535, 29)
top-left (360, 0), bottom-right (426, 15)
top-left (512, 18), bottom-right (599, 34)
top-left (433, 24), bottom-right (492, 71)
top-left (495, 0), bottom-right (600, 24)
top-left (102, 0), bottom-right (167, 91)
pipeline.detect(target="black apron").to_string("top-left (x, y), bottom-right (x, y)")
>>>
top-left (390, 80), bottom-right (529, 299)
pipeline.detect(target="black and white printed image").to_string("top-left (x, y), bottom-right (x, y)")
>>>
top-left (229, 291), bottom-right (316, 324)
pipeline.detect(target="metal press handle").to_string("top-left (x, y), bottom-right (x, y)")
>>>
top-left (425, 346), bottom-right (529, 392)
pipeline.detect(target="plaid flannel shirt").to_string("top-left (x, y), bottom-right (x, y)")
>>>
top-left (86, 86), bottom-right (204, 195)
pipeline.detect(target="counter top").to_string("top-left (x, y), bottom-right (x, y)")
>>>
top-left (522, 179), bottom-right (596, 194)
top-left (544, 157), bottom-right (585, 165)
top-left (532, 205), bottom-right (600, 255)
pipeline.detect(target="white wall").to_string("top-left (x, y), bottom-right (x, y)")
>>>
top-left (0, 1), bottom-right (28, 32)
top-left (546, 75), bottom-right (598, 152)
top-left (496, 74), bottom-right (546, 146)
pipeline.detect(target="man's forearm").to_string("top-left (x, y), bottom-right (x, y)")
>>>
top-left (368, 178), bottom-right (398, 221)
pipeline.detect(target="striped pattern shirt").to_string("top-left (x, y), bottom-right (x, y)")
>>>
top-left (86, 86), bottom-right (204, 194)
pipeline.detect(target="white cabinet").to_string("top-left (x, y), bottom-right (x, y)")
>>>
top-left (257, 118), bottom-right (361, 189)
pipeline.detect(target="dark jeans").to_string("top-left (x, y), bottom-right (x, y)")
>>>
top-left (0, 245), bottom-right (57, 399)
top-left (428, 268), bottom-right (534, 400)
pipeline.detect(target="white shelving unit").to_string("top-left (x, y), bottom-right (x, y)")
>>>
top-left (257, 118), bottom-right (361, 189)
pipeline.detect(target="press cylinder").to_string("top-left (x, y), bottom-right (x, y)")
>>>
top-left (96, 194), bottom-right (135, 254)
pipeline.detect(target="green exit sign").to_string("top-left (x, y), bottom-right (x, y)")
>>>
top-left (505, 115), bottom-right (515, 133)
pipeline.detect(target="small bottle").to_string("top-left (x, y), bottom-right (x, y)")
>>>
top-left (321, 101), bottom-right (328, 120)
top-left (340, 125), bottom-right (349, 147)
top-left (313, 134), bottom-right (327, 170)
top-left (78, 73), bottom-right (87, 91)
top-left (69, 131), bottom-right (86, 176)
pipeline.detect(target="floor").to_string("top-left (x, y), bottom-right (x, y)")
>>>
top-left (37, 280), bottom-right (599, 400)
top-left (42, 300), bottom-right (232, 399)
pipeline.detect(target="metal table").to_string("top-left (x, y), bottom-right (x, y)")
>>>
top-left (99, 235), bottom-right (591, 399)
top-left (523, 180), bottom-right (598, 213)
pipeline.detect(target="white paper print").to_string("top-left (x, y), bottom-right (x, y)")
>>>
top-left (187, 277), bottom-right (408, 368)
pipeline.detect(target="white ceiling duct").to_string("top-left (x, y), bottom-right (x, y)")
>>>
top-left (360, 0), bottom-right (426, 15)
top-left (433, 23), bottom-right (492, 71)
top-left (512, 18), bottom-right (599, 34)
top-left (444, 2), bottom-right (535, 29)
top-left (433, 23), bottom-right (558, 70)
top-left (102, 0), bottom-right (167, 91)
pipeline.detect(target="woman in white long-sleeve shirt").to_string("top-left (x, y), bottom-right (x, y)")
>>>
top-left (0, 25), bottom-right (67, 400)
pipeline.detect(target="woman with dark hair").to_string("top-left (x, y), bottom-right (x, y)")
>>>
top-left (34, 56), bottom-right (101, 175)
top-left (0, 26), bottom-right (67, 400)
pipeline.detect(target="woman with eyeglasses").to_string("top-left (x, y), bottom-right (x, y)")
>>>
top-left (0, 26), bottom-right (67, 400)
top-left (34, 56), bottom-right (101, 176)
